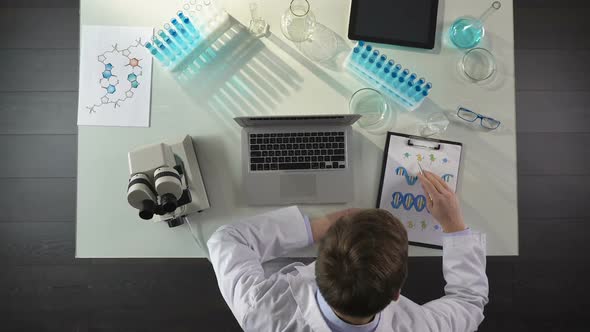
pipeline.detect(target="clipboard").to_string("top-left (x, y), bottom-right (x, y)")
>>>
top-left (376, 132), bottom-right (463, 249)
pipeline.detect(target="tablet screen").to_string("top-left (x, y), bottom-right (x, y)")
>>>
top-left (348, 0), bottom-right (439, 49)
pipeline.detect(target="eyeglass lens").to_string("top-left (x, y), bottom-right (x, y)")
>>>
top-left (457, 108), bottom-right (478, 121)
top-left (481, 117), bottom-right (501, 129)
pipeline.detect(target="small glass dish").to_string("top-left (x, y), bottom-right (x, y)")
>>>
top-left (461, 48), bottom-right (496, 82)
top-left (349, 88), bottom-right (395, 134)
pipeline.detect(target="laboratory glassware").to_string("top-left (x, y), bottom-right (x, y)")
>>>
top-left (461, 48), bottom-right (496, 82)
top-left (449, 1), bottom-right (501, 49)
top-left (281, 0), bottom-right (316, 42)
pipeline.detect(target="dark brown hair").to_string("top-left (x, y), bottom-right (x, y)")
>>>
top-left (315, 209), bottom-right (408, 318)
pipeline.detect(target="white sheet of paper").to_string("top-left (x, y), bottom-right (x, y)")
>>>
top-left (378, 135), bottom-right (463, 247)
top-left (78, 25), bottom-right (153, 127)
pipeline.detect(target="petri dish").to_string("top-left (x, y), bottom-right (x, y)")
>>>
top-left (461, 48), bottom-right (496, 82)
top-left (349, 88), bottom-right (388, 127)
top-left (419, 112), bottom-right (450, 137)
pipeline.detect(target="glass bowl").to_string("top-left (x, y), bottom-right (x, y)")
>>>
top-left (461, 48), bottom-right (496, 82)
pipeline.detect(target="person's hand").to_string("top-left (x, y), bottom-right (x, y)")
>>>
top-left (418, 171), bottom-right (466, 233)
top-left (311, 208), bottom-right (362, 242)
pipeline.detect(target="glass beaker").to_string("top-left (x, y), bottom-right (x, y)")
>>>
top-left (449, 1), bottom-right (501, 49)
top-left (280, 0), bottom-right (316, 42)
top-left (248, 1), bottom-right (269, 38)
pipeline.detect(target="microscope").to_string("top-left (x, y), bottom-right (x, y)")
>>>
top-left (126, 135), bottom-right (210, 227)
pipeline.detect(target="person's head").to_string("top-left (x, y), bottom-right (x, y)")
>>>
top-left (315, 209), bottom-right (408, 320)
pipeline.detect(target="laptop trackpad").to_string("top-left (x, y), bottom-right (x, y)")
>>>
top-left (280, 174), bottom-right (317, 198)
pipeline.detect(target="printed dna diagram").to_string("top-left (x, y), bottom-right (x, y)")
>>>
top-left (395, 167), bottom-right (418, 185)
top-left (395, 166), bottom-right (454, 184)
top-left (391, 192), bottom-right (428, 212)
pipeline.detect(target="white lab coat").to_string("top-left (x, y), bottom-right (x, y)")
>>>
top-left (207, 206), bottom-right (489, 332)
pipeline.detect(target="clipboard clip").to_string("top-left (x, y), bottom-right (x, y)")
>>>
top-left (407, 138), bottom-right (441, 150)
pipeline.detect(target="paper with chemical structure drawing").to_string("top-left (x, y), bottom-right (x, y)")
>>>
top-left (378, 135), bottom-right (462, 247)
top-left (78, 25), bottom-right (153, 127)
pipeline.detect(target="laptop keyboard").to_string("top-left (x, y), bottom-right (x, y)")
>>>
top-left (249, 131), bottom-right (346, 172)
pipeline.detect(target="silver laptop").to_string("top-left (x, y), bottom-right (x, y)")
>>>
top-left (235, 114), bottom-right (361, 205)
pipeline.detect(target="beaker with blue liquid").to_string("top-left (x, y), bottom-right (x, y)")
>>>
top-left (449, 1), bottom-right (501, 49)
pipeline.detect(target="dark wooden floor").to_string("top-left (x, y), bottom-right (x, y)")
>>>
top-left (1, 0), bottom-right (589, 331)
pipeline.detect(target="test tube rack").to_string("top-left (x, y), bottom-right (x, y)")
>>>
top-left (344, 42), bottom-right (432, 111)
top-left (144, 1), bottom-right (231, 73)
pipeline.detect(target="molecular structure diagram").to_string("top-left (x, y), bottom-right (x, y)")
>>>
top-left (86, 38), bottom-right (144, 113)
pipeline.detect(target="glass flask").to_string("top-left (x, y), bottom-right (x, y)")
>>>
top-left (449, 1), bottom-right (501, 49)
top-left (280, 0), bottom-right (316, 42)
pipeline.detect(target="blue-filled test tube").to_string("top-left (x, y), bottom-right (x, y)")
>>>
top-left (178, 11), bottom-right (201, 39)
top-left (172, 18), bottom-right (196, 44)
top-left (373, 61), bottom-right (383, 75)
top-left (365, 44), bottom-right (373, 52)
top-left (351, 47), bottom-right (361, 61)
top-left (401, 80), bottom-right (414, 94)
top-left (389, 71), bottom-right (398, 85)
top-left (414, 90), bottom-right (428, 103)
top-left (394, 76), bottom-right (405, 89)
top-left (357, 40), bottom-right (365, 48)
top-left (422, 82), bottom-right (433, 93)
top-left (166, 27), bottom-right (189, 49)
top-left (380, 66), bottom-right (391, 80)
top-left (400, 69), bottom-right (409, 79)
top-left (378, 54), bottom-right (387, 63)
top-left (153, 37), bottom-right (176, 62)
top-left (359, 51), bottom-right (369, 64)
top-left (392, 64), bottom-right (402, 74)
top-left (158, 30), bottom-right (183, 56)
top-left (408, 85), bottom-right (422, 98)
top-left (407, 73), bottom-right (417, 84)
top-left (384, 60), bottom-right (394, 70)
top-left (145, 42), bottom-right (169, 66)
top-left (416, 77), bottom-right (426, 87)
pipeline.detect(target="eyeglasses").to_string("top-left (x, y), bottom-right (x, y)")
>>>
top-left (456, 107), bottom-right (501, 130)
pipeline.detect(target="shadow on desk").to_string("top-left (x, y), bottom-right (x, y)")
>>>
top-left (174, 16), bottom-right (304, 131)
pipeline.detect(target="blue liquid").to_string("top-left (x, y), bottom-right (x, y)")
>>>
top-left (423, 82), bottom-right (433, 92)
top-left (400, 69), bottom-right (409, 78)
top-left (153, 38), bottom-right (175, 61)
top-left (449, 18), bottom-right (484, 49)
top-left (172, 18), bottom-right (195, 44)
top-left (407, 73), bottom-right (417, 84)
top-left (392, 64), bottom-right (402, 73)
top-left (145, 42), bottom-right (169, 65)
top-left (414, 90), bottom-right (428, 102)
top-left (178, 11), bottom-right (201, 39)
top-left (358, 40), bottom-right (365, 47)
top-left (389, 72), bottom-right (398, 86)
top-left (401, 81), bottom-right (413, 94)
top-left (408, 85), bottom-right (422, 98)
top-left (158, 30), bottom-right (182, 55)
top-left (416, 77), bottom-right (426, 87)
top-left (372, 61), bottom-right (382, 74)
top-left (167, 28), bottom-right (188, 49)
top-left (394, 76), bottom-right (404, 89)
top-left (379, 67), bottom-right (390, 80)
top-left (352, 47), bottom-right (361, 61)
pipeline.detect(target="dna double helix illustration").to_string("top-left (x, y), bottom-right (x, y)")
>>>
top-left (391, 192), bottom-right (428, 212)
top-left (395, 167), bottom-right (418, 185)
top-left (441, 174), bottom-right (454, 183)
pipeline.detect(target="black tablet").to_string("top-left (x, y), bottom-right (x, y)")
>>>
top-left (348, 0), bottom-right (439, 49)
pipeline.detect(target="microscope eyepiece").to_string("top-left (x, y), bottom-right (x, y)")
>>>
top-left (160, 193), bottom-right (178, 213)
top-left (139, 199), bottom-right (156, 220)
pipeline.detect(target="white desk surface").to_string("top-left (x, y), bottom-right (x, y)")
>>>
top-left (77, 0), bottom-right (518, 258)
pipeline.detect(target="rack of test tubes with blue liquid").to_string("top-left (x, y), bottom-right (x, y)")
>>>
top-left (344, 41), bottom-right (433, 111)
top-left (144, 1), bottom-right (231, 73)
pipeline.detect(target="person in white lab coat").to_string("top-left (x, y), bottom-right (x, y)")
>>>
top-left (208, 171), bottom-right (489, 332)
